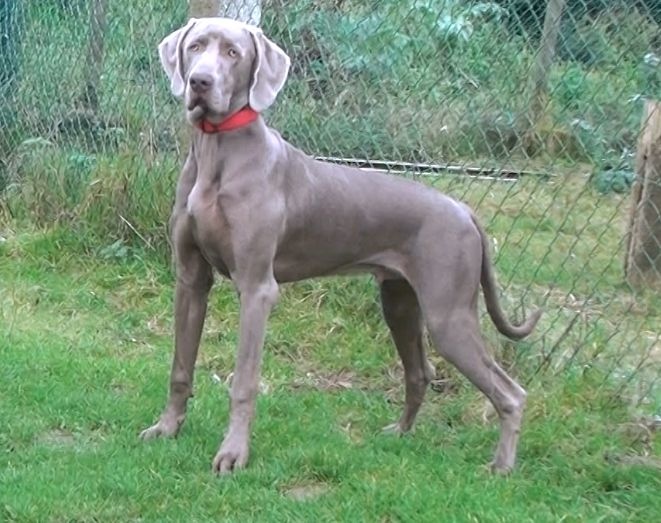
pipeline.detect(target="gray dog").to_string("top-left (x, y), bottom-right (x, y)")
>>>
top-left (140, 17), bottom-right (542, 475)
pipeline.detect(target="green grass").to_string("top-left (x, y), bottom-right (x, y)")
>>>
top-left (1, 225), bottom-right (660, 522)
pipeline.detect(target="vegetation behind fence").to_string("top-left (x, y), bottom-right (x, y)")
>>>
top-left (0, 0), bottom-right (659, 413)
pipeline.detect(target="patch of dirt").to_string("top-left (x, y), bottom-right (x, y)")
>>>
top-left (288, 362), bottom-right (460, 402)
top-left (604, 416), bottom-right (661, 470)
top-left (282, 482), bottom-right (331, 501)
top-left (36, 427), bottom-right (106, 451)
top-left (290, 369), bottom-right (355, 391)
top-left (37, 429), bottom-right (76, 447)
top-left (605, 453), bottom-right (661, 471)
top-left (146, 315), bottom-right (170, 336)
top-left (646, 339), bottom-right (661, 363)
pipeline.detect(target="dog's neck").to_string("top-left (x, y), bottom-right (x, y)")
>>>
top-left (190, 113), bottom-right (269, 186)
top-left (197, 107), bottom-right (260, 134)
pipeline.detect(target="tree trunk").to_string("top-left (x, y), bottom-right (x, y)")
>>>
top-left (189, 0), bottom-right (262, 24)
top-left (625, 100), bottom-right (661, 288)
top-left (82, 0), bottom-right (108, 111)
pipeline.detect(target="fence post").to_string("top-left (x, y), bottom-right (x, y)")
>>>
top-left (524, 0), bottom-right (567, 142)
top-left (82, 0), bottom-right (108, 111)
top-left (625, 100), bottom-right (661, 288)
top-left (189, 0), bottom-right (220, 17)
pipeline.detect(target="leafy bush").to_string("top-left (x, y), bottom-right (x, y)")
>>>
top-left (592, 167), bottom-right (635, 194)
top-left (497, 0), bottom-right (661, 35)
top-left (266, 1), bottom-right (509, 79)
top-left (559, 5), bottom-right (660, 66)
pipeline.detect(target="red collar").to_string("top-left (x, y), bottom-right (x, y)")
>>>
top-left (198, 107), bottom-right (259, 134)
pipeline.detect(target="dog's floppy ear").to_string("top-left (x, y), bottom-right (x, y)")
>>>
top-left (158, 18), bottom-right (197, 97)
top-left (248, 29), bottom-right (291, 111)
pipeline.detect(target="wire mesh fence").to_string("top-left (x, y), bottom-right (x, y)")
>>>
top-left (0, 0), bottom-right (659, 412)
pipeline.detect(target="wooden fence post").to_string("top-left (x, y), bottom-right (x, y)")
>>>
top-left (189, 0), bottom-right (219, 17)
top-left (523, 0), bottom-right (567, 153)
top-left (82, 0), bottom-right (108, 111)
top-left (625, 100), bottom-right (661, 288)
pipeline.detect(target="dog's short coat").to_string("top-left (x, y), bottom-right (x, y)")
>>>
top-left (140, 17), bottom-right (542, 475)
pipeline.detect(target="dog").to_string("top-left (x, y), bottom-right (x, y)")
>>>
top-left (140, 17), bottom-right (542, 475)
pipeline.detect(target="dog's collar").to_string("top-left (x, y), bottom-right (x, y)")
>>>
top-left (197, 107), bottom-right (259, 134)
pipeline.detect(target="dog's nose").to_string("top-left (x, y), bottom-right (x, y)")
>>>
top-left (189, 73), bottom-right (213, 94)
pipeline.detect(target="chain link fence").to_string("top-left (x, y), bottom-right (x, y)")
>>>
top-left (1, 0), bottom-right (659, 412)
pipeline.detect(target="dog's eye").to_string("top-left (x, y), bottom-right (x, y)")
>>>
top-left (189, 43), bottom-right (201, 52)
top-left (228, 48), bottom-right (238, 58)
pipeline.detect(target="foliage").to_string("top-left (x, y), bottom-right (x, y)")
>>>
top-left (267, 1), bottom-right (509, 78)
top-left (592, 167), bottom-right (636, 194)
top-left (498, 0), bottom-right (661, 34)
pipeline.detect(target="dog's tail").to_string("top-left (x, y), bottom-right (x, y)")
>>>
top-left (472, 215), bottom-right (542, 340)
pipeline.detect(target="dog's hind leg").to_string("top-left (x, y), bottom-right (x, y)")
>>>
top-left (411, 218), bottom-right (527, 472)
top-left (421, 296), bottom-right (527, 473)
top-left (380, 279), bottom-right (434, 434)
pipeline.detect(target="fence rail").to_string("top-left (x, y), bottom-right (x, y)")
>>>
top-left (1, 0), bottom-right (659, 412)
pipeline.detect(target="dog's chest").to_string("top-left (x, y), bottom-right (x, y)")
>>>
top-left (185, 182), bottom-right (234, 276)
top-left (186, 181), bottom-right (209, 217)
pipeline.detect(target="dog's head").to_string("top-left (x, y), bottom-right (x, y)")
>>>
top-left (158, 17), bottom-right (290, 125)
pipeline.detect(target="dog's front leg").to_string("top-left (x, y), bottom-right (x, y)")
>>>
top-left (141, 223), bottom-right (213, 440)
top-left (212, 277), bottom-right (279, 474)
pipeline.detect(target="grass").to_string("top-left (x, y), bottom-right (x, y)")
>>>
top-left (1, 227), bottom-right (660, 521)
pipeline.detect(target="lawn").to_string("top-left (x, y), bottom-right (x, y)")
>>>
top-left (1, 225), bottom-right (659, 522)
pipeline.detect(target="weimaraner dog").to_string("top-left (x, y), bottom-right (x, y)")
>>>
top-left (140, 17), bottom-right (542, 475)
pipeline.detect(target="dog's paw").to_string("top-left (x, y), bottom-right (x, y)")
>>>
top-left (139, 415), bottom-right (182, 440)
top-left (381, 422), bottom-right (408, 436)
top-left (488, 460), bottom-right (514, 476)
top-left (212, 435), bottom-right (250, 475)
